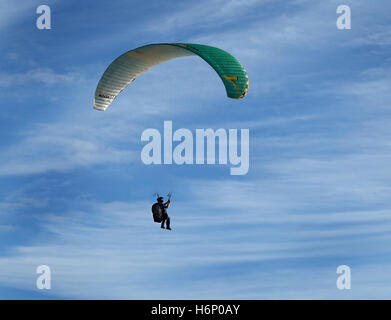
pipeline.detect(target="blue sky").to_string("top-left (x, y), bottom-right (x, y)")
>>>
top-left (0, 0), bottom-right (391, 299)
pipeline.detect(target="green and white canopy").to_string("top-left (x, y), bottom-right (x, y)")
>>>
top-left (94, 43), bottom-right (249, 111)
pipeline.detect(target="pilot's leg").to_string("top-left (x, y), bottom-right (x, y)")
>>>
top-left (166, 216), bottom-right (171, 230)
top-left (161, 213), bottom-right (167, 229)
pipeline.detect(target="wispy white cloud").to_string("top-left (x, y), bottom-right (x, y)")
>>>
top-left (0, 198), bottom-right (47, 211)
top-left (148, 0), bottom-right (273, 34)
top-left (0, 68), bottom-right (84, 87)
top-left (346, 27), bottom-right (391, 47)
top-left (0, 120), bottom-right (135, 176)
top-left (0, 0), bottom-right (36, 32)
top-left (0, 187), bottom-right (390, 299)
top-left (0, 0), bottom-right (62, 33)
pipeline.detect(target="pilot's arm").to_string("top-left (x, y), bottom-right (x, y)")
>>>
top-left (164, 200), bottom-right (170, 208)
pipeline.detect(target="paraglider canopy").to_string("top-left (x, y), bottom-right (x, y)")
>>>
top-left (94, 43), bottom-right (249, 111)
